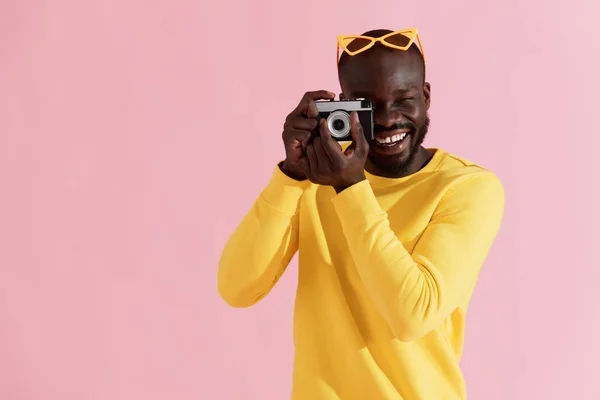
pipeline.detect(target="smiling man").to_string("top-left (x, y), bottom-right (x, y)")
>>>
top-left (218, 28), bottom-right (505, 400)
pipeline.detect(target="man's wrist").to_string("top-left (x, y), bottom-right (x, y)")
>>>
top-left (334, 174), bottom-right (367, 194)
top-left (279, 161), bottom-right (307, 181)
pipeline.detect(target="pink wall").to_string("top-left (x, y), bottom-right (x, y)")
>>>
top-left (1, 0), bottom-right (599, 399)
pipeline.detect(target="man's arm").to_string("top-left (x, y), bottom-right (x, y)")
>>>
top-left (331, 170), bottom-right (505, 342)
top-left (217, 164), bottom-right (310, 308)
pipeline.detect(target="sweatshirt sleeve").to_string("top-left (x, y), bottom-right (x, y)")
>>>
top-left (217, 164), bottom-right (311, 308)
top-left (330, 171), bottom-right (505, 342)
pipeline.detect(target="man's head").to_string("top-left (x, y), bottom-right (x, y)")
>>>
top-left (338, 29), bottom-right (431, 177)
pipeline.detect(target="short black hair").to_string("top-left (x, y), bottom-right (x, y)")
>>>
top-left (337, 28), bottom-right (426, 81)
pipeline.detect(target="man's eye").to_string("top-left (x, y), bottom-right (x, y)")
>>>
top-left (392, 98), bottom-right (414, 106)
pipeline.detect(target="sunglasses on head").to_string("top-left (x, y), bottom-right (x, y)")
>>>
top-left (336, 28), bottom-right (425, 66)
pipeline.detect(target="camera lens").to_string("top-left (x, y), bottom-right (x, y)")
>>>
top-left (327, 111), bottom-right (351, 139)
top-left (332, 119), bottom-right (345, 131)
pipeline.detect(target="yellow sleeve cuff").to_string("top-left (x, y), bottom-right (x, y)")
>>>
top-left (260, 163), bottom-right (311, 214)
top-left (330, 180), bottom-right (383, 226)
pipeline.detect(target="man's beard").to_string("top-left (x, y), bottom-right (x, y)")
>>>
top-left (368, 114), bottom-right (430, 175)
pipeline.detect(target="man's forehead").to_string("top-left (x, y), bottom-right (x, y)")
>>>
top-left (345, 46), bottom-right (421, 70)
top-left (341, 50), bottom-right (423, 89)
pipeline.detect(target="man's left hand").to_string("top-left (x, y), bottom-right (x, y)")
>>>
top-left (298, 111), bottom-right (369, 193)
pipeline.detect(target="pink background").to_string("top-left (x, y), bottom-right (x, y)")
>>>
top-left (1, 0), bottom-right (599, 399)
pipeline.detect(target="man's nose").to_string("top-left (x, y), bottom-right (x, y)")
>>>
top-left (374, 108), bottom-right (404, 129)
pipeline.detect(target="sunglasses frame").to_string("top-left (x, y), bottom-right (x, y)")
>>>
top-left (336, 28), bottom-right (425, 65)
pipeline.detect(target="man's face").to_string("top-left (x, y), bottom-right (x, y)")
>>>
top-left (339, 47), bottom-right (431, 175)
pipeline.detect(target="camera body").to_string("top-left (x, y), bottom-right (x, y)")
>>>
top-left (315, 99), bottom-right (374, 142)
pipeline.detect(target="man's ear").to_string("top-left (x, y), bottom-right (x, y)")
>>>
top-left (423, 82), bottom-right (431, 110)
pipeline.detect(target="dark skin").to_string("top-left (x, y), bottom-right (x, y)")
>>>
top-left (281, 45), bottom-right (433, 192)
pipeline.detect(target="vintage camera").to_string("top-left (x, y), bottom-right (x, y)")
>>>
top-left (314, 99), bottom-right (374, 142)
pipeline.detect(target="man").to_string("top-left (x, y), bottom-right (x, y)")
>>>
top-left (218, 28), bottom-right (504, 400)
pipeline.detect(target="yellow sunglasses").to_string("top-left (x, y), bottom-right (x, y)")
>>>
top-left (336, 28), bottom-right (425, 65)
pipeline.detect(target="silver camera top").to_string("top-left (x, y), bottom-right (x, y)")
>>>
top-left (314, 98), bottom-right (372, 113)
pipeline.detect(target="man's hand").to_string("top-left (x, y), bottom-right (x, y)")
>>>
top-left (281, 90), bottom-right (336, 180)
top-left (298, 112), bottom-right (369, 193)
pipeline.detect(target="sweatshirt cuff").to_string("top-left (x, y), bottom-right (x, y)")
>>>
top-left (260, 163), bottom-right (311, 214)
top-left (330, 180), bottom-right (383, 227)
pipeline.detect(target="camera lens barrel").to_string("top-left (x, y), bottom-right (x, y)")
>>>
top-left (327, 110), bottom-right (352, 139)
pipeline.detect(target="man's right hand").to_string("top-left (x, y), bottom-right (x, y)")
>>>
top-left (280, 90), bottom-right (336, 180)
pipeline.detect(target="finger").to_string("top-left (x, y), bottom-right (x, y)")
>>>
top-left (312, 136), bottom-right (331, 170)
top-left (301, 90), bottom-right (336, 103)
top-left (318, 118), bottom-right (344, 160)
top-left (291, 90), bottom-right (336, 116)
top-left (347, 112), bottom-right (369, 157)
top-left (284, 129), bottom-right (312, 147)
top-left (305, 100), bottom-right (319, 119)
top-left (305, 144), bottom-right (319, 177)
top-left (286, 117), bottom-right (318, 132)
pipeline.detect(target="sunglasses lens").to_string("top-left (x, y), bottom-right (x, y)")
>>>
top-left (341, 37), bottom-right (373, 53)
top-left (381, 31), bottom-right (415, 48)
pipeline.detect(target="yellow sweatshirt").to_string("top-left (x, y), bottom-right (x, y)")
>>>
top-left (218, 149), bottom-right (504, 400)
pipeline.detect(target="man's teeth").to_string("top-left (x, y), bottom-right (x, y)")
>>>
top-left (375, 132), bottom-right (407, 144)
